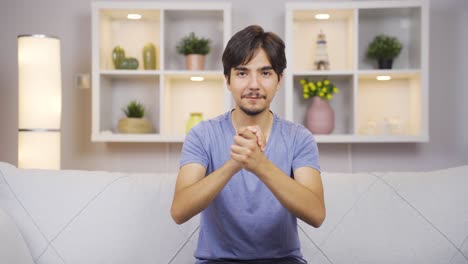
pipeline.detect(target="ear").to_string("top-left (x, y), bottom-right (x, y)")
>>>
top-left (224, 75), bottom-right (232, 91)
top-left (276, 73), bottom-right (284, 91)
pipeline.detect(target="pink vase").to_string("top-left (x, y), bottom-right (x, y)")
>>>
top-left (306, 96), bottom-right (335, 134)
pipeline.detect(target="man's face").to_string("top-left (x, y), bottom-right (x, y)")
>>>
top-left (227, 48), bottom-right (282, 116)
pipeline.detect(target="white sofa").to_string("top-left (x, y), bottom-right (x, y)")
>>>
top-left (1, 161), bottom-right (468, 264)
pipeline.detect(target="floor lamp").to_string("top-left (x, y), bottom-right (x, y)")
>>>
top-left (17, 35), bottom-right (62, 170)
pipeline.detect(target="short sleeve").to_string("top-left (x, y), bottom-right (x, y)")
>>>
top-left (292, 126), bottom-right (321, 172)
top-left (179, 124), bottom-right (209, 168)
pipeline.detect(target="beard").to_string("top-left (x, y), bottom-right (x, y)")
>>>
top-left (238, 92), bottom-right (268, 116)
top-left (239, 105), bottom-right (266, 116)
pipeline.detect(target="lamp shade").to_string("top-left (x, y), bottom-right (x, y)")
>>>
top-left (17, 35), bottom-right (62, 169)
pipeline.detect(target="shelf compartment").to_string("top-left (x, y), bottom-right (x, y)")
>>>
top-left (292, 74), bottom-right (354, 135)
top-left (101, 69), bottom-right (162, 77)
top-left (162, 73), bottom-right (225, 136)
top-left (91, 133), bottom-right (184, 143)
top-left (357, 71), bottom-right (421, 136)
top-left (99, 75), bottom-right (160, 135)
top-left (314, 134), bottom-right (427, 143)
top-left (358, 6), bottom-right (422, 70)
top-left (164, 10), bottom-right (225, 71)
top-left (99, 8), bottom-right (161, 70)
top-left (291, 9), bottom-right (355, 72)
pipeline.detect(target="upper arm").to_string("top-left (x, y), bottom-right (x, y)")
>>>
top-left (174, 163), bottom-right (207, 193)
top-left (294, 167), bottom-right (324, 203)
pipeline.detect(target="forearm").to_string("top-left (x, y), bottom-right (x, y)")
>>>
top-left (171, 159), bottom-right (241, 224)
top-left (255, 161), bottom-right (325, 227)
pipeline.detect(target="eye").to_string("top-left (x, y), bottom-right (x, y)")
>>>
top-left (236, 71), bottom-right (247, 77)
top-left (262, 70), bottom-right (273, 77)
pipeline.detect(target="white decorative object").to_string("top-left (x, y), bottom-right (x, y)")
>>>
top-left (314, 30), bottom-right (330, 70)
top-left (17, 35), bottom-right (61, 169)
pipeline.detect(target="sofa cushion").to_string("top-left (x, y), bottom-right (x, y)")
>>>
top-left (382, 165), bottom-right (468, 247)
top-left (0, 162), bottom-right (50, 261)
top-left (0, 207), bottom-right (35, 264)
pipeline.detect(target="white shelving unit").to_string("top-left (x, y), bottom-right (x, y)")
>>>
top-left (91, 2), bottom-right (232, 142)
top-left (285, 1), bottom-right (429, 143)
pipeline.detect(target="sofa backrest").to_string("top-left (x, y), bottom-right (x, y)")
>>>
top-left (1, 162), bottom-right (468, 264)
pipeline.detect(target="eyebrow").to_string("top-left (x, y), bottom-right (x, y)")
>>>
top-left (233, 66), bottom-right (274, 71)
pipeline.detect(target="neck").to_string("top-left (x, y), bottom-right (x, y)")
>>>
top-left (231, 107), bottom-right (273, 134)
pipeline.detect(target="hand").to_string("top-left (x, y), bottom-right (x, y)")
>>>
top-left (230, 127), bottom-right (268, 173)
top-left (245, 125), bottom-right (266, 152)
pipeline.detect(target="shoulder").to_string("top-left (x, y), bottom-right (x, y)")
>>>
top-left (192, 111), bottom-right (230, 132)
top-left (274, 113), bottom-right (314, 141)
top-left (188, 111), bottom-right (231, 142)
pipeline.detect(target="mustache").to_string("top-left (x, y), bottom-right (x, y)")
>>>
top-left (241, 92), bottom-right (267, 99)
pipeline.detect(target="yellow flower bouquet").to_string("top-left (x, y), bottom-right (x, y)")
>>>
top-left (300, 78), bottom-right (339, 101)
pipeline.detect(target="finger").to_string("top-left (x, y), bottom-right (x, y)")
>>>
top-left (230, 144), bottom-right (247, 155)
top-left (237, 127), bottom-right (256, 140)
top-left (246, 125), bottom-right (266, 151)
top-left (230, 152), bottom-right (245, 164)
top-left (246, 126), bottom-right (257, 133)
top-left (233, 135), bottom-right (250, 147)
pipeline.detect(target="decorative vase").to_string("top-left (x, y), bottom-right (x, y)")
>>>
top-left (378, 58), bottom-right (393, 69)
top-left (118, 118), bottom-right (153, 133)
top-left (186, 112), bottom-right (203, 133)
top-left (142, 43), bottom-right (156, 70)
top-left (185, 54), bottom-right (205, 70)
top-left (306, 96), bottom-right (334, 134)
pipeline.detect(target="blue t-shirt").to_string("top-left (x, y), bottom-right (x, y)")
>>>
top-left (180, 111), bottom-right (320, 263)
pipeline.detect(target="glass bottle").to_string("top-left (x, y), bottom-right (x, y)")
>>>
top-left (186, 112), bottom-right (203, 133)
top-left (142, 43), bottom-right (156, 70)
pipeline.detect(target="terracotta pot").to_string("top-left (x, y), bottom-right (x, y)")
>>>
top-left (306, 97), bottom-right (335, 134)
top-left (185, 54), bottom-right (205, 70)
top-left (117, 118), bottom-right (153, 133)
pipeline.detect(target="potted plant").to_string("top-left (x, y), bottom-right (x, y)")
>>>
top-left (300, 78), bottom-right (340, 134)
top-left (176, 32), bottom-right (211, 70)
top-left (117, 100), bottom-right (153, 133)
top-left (366, 35), bottom-right (403, 69)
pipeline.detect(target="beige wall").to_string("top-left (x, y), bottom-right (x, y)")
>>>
top-left (1, 0), bottom-right (467, 173)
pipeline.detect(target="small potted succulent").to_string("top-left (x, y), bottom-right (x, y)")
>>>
top-left (117, 100), bottom-right (153, 133)
top-left (366, 35), bottom-right (403, 69)
top-left (176, 32), bottom-right (211, 70)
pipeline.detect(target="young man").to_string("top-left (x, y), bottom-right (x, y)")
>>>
top-left (171, 25), bottom-right (325, 264)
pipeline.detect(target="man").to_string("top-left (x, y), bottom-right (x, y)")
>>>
top-left (170, 25), bottom-right (325, 264)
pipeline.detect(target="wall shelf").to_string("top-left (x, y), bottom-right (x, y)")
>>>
top-left (92, 2), bottom-right (232, 142)
top-left (285, 1), bottom-right (428, 143)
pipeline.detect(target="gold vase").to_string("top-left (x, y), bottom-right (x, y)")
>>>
top-left (186, 112), bottom-right (203, 133)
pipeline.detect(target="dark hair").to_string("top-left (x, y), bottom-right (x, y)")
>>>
top-left (222, 25), bottom-right (286, 83)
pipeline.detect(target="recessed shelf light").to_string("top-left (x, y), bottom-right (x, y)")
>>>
top-left (127, 14), bottom-right (142, 20)
top-left (190, 76), bottom-right (204, 82)
top-left (315, 13), bottom-right (330, 20)
top-left (376, 75), bottom-right (392, 81)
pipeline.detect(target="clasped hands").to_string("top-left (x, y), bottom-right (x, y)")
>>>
top-left (230, 125), bottom-right (268, 173)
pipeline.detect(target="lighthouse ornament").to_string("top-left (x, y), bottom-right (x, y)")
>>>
top-left (314, 30), bottom-right (330, 70)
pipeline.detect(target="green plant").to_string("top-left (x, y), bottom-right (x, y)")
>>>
top-left (300, 78), bottom-right (339, 101)
top-left (122, 100), bottom-right (145, 118)
top-left (366, 35), bottom-right (403, 60)
top-left (176, 32), bottom-right (211, 55)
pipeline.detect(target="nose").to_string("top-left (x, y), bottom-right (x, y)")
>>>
top-left (248, 73), bottom-right (260, 90)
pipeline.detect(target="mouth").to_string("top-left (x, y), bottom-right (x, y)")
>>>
top-left (241, 92), bottom-right (267, 100)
